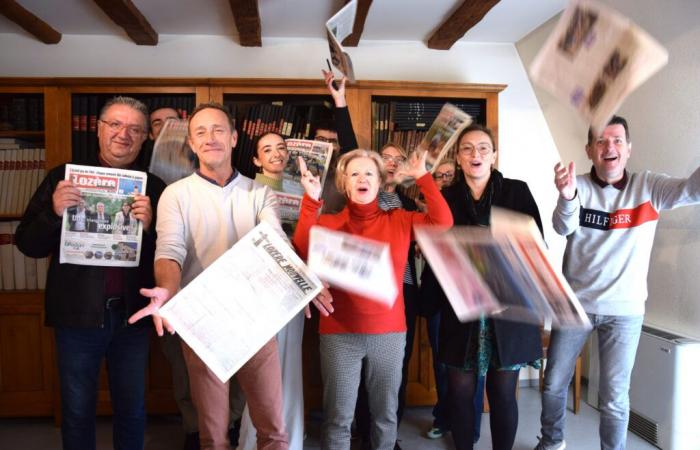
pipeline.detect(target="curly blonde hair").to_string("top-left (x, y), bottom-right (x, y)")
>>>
top-left (335, 149), bottom-right (388, 195)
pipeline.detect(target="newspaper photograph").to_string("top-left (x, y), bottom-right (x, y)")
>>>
top-left (149, 119), bottom-right (196, 185)
top-left (283, 139), bottom-right (334, 197)
top-left (60, 164), bottom-right (147, 267)
top-left (160, 221), bottom-right (323, 383)
top-left (529, 0), bottom-right (668, 134)
top-left (326, 0), bottom-right (357, 82)
top-left (308, 226), bottom-right (397, 306)
top-left (274, 191), bottom-right (302, 236)
top-left (415, 103), bottom-right (472, 172)
top-left (415, 211), bottom-right (590, 328)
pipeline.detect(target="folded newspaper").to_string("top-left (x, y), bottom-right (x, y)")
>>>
top-left (415, 208), bottom-right (590, 328)
top-left (149, 119), bottom-right (196, 185)
top-left (530, 0), bottom-right (668, 134)
top-left (60, 164), bottom-right (147, 267)
top-left (160, 221), bottom-right (324, 382)
top-left (326, 0), bottom-right (357, 82)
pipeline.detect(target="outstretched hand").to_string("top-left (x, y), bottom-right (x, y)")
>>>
top-left (128, 287), bottom-right (174, 336)
top-left (299, 157), bottom-right (322, 201)
top-left (322, 69), bottom-right (347, 107)
top-left (554, 161), bottom-right (577, 200)
top-left (394, 150), bottom-right (428, 182)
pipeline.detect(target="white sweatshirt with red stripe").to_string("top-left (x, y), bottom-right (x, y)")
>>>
top-left (553, 167), bottom-right (700, 316)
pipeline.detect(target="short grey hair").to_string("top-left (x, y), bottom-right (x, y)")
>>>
top-left (100, 96), bottom-right (149, 131)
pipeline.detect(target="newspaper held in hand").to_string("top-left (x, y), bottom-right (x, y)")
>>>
top-left (149, 119), bottom-right (196, 185)
top-left (308, 226), bottom-right (397, 306)
top-left (60, 164), bottom-right (147, 267)
top-left (278, 139), bottom-right (334, 225)
top-left (415, 208), bottom-right (590, 328)
top-left (326, 0), bottom-right (357, 83)
top-left (414, 103), bottom-right (472, 173)
top-left (160, 221), bottom-right (323, 383)
top-left (529, 0), bottom-right (668, 135)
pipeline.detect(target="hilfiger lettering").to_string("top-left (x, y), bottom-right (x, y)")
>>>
top-left (579, 201), bottom-right (659, 230)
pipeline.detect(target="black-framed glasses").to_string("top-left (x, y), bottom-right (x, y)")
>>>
top-left (458, 144), bottom-right (493, 156)
top-left (381, 154), bottom-right (406, 165)
top-left (99, 119), bottom-right (146, 137)
top-left (433, 171), bottom-right (455, 180)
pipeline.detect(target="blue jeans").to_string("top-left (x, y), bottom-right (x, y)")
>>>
top-left (540, 314), bottom-right (643, 450)
top-left (55, 306), bottom-right (150, 450)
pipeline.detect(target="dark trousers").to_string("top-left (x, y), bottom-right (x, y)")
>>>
top-left (55, 306), bottom-right (150, 450)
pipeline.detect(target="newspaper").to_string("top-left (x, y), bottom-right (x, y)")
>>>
top-left (60, 164), bottom-right (147, 267)
top-left (149, 119), bottom-right (196, 185)
top-left (529, 0), bottom-right (668, 134)
top-left (415, 103), bottom-right (472, 172)
top-left (308, 226), bottom-right (397, 306)
top-left (415, 208), bottom-right (590, 328)
top-left (160, 221), bottom-right (323, 383)
top-left (326, 0), bottom-right (357, 83)
top-left (277, 139), bottom-right (334, 226)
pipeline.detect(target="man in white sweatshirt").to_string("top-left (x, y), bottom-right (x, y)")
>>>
top-left (536, 115), bottom-right (700, 450)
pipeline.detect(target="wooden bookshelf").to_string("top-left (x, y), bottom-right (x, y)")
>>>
top-left (0, 77), bottom-right (505, 418)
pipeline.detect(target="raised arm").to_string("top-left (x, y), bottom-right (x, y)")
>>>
top-left (649, 164), bottom-right (700, 210)
top-left (292, 158), bottom-right (323, 260)
top-left (397, 150), bottom-right (453, 228)
top-left (323, 69), bottom-right (358, 153)
top-left (552, 161), bottom-right (580, 236)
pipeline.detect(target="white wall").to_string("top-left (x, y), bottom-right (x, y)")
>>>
top-left (517, 0), bottom-right (700, 339)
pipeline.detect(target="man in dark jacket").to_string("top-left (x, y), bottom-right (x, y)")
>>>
top-left (16, 96), bottom-right (166, 450)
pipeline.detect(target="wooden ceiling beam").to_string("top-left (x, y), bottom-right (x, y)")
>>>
top-left (427, 0), bottom-right (500, 50)
top-left (228, 0), bottom-right (262, 47)
top-left (0, 0), bottom-right (61, 44)
top-left (341, 0), bottom-right (372, 47)
top-left (93, 0), bottom-right (158, 45)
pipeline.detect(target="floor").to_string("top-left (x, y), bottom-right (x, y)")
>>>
top-left (0, 386), bottom-right (657, 449)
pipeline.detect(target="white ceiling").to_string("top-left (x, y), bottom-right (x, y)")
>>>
top-left (0, 0), bottom-right (565, 44)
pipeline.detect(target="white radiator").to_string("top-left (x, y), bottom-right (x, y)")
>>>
top-left (628, 325), bottom-right (700, 449)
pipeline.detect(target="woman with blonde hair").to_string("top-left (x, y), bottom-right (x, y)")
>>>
top-left (293, 148), bottom-right (453, 450)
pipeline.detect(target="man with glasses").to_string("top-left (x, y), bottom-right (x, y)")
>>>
top-left (16, 96), bottom-right (166, 450)
top-left (536, 115), bottom-right (700, 450)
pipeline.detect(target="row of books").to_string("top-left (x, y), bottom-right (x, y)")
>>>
top-left (225, 99), bottom-right (332, 178)
top-left (371, 99), bottom-right (486, 151)
top-left (0, 221), bottom-right (48, 291)
top-left (0, 95), bottom-right (44, 131)
top-left (0, 140), bottom-right (46, 216)
top-left (71, 94), bottom-right (196, 163)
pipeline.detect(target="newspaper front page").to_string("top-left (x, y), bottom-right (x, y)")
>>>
top-left (308, 226), bottom-right (397, 306)
top-left (415, 103), bottom-right (472, 172)
top-left (416, 209), bottom-right (590, 328)
top-left (159, 221), bottom-right (323, 383)
top-left (60, 164), bottom-right (147, 267)
top-left (326, 0), bottom-right (357, 82)
top-left (530, 0), bottom-right (668, 134)
top-left (277, 139), bottom-right (334, 226)
top-left (149, 119), bottom-right (196, 185)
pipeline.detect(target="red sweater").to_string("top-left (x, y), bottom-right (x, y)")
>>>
top-left (293, 173), bottom-right (453, 334)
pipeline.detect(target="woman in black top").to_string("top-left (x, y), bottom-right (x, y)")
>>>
top-left (421, 124), bottom-right (543, 450)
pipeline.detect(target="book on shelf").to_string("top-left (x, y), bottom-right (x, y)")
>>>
top-left (0, 220), bottom-right (48, 291)
top-left (0, 143), bottom-right (46, 215)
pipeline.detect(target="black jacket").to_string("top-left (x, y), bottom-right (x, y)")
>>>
top-left (16, 155), bottom-right (166, 328)
top-left (420, 173), bottom-right (544, 367)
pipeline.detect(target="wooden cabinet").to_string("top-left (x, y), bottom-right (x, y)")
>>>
top-left (0, 77), bottom-right (505, 418)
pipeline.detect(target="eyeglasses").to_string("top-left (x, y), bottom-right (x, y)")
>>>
top-left (458, 144), bottom-right (493, 156)
top-left (381, 154), bottom-right (406, 165)
top-left (314, 136), bottom-right (339, 145)
top-left (99, 119), bottom-right (146, 137)
top-left (433, 171), bottom-right (455, 180)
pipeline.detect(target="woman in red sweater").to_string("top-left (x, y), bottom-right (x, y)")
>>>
top-left (293, 149), bottom-right (452, 450)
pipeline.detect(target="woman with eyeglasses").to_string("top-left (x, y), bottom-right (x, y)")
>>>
top-left (421, 124), bottom-right (543, 450)
top-left (293, 148), bottom-right (453, 450)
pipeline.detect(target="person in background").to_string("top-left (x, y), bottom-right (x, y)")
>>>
top-left (16, 96), bottom-right (165, 450)
top-left (421, 124), bottom-right (543, 450)
top-left (236, 131), bottom-right (305, 450)
top-left (536, 115), bottom-right (700, 450)
top-left (293, 147), bottom-right (453, 450)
